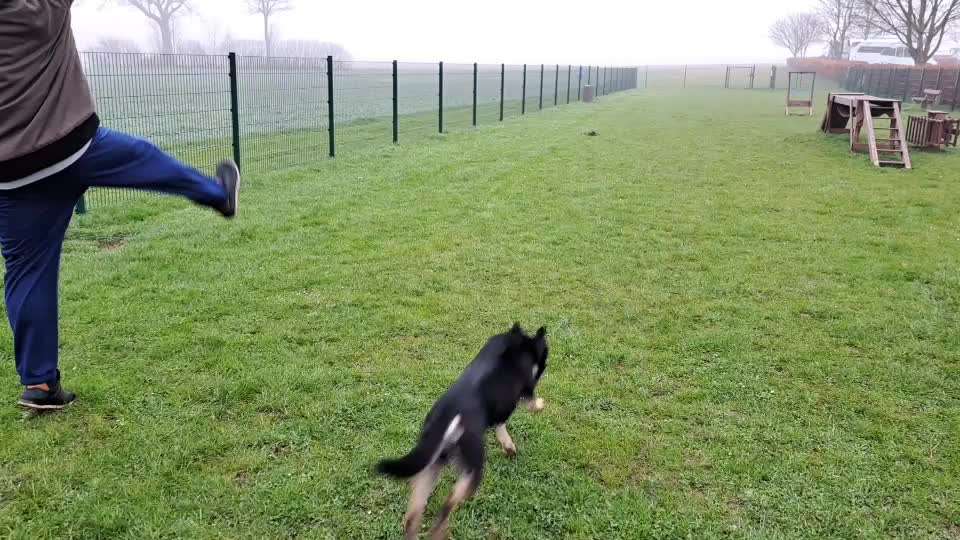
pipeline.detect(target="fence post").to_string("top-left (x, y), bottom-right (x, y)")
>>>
top-left (578, 65), bottom-right (583, 100)
top-left (567, 65), bottom-right (571, 104)
top-left (724, 65), bottom-right (730, 89)
top-left (522, 64), bottom-right (527, 114)
top-left (228, 52), bottom-right (242, 171)
top-left (900, 67), bottom-right (913, 103)
top-left (326, 55), bottom-right (335, 157)
top-left (770, 66), bottom-right (777, 90)
top-left (554, 64), bottom-right (559, 106)
top-left (500, 63), bottom-right (505, 121)
top-left (539, 64), bottom-right (544, 110)
top-left (392, 60), bottom-right (398, 143)
top-left (682, 64), bottom-right (687, 89)
top-left (644, 65), bottom-right (648, 88)
top-left (953, 68), bottom-right (960, 111)
top-left (750, 65), bottom-right (756, 89)
top-left (472, 62), bottom-right (478, 126)
top-left (438, 61), bottom-right (444, 133)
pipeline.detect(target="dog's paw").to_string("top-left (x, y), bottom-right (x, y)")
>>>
top-left (429, 524), bottom-right (450, 540)
top-left (528, 398), bottom-right (546, 413)
top-left (503, 444), bottom-right (518, 458)
top-left (403, 513), bottom-right (421, 539)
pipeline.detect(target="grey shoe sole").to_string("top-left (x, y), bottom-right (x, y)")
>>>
top-left (17, 400), bottom-right (70, 410)
top-left (216, 160), bottom-right (240, 218)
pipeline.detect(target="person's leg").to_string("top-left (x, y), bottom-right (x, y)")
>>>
top-left (73, 128), bottom-right (237, 215)
top-left (0, 180), bottom-right (85, 401)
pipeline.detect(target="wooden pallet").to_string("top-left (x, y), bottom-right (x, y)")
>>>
top-left (906, 111), bottom-right (960, 150)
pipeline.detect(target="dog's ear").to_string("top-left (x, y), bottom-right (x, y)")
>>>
top-left (510, 322), bottom-right (524, 335)
top-left (534, 327), bottom-right (548, 362)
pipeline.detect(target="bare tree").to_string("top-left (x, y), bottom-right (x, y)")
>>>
top-left (853, 0), bottom-right (884, 39)
top-left (820, 0), bottom-right (858, 58)
top-left (869, 0), bottom-right (960, 63)
top-left (770, 13), bottom-right (825, 58)
top-left (106, 0), bottom-right (190, 53)
top-left (247, 0), bottom-right (291, 57)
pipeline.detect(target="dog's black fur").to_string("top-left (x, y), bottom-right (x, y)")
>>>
top-left (376, 323), bottom-right (549, 539)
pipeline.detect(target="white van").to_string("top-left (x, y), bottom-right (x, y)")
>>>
top-left (849, 40), bottom-right (914, 65)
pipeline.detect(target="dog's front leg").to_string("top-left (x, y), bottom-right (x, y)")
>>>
top-left (495, 424), bottom-right (517, 457)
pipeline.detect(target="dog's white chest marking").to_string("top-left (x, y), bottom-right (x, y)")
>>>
top-left (532, 365), bottom-right (539, 378)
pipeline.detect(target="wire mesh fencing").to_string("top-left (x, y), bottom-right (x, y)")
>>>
top-left (638, 64), bottom-right (788, 90)
top-left (80, 52), bottom-right (233, 209)
top-left (396, 62), bottom-right (442, 142)
top-left (334, 60), bottom-right (393, 151)
top-left (442, 63), bottom-right (474, 132)
top-left (238, 55), bottom-right (329, 174)
top-left (75, 52), bottom-right (639, 212)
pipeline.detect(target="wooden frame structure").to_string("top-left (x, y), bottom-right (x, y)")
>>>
top-left (906, 110), bottom-right (960, 150)
top-left (820, 92), bottom-right (863, 133)
top-left (786, 71), bottom-right (816, 116)
top-left (820, 92), bottom-right (912, 169)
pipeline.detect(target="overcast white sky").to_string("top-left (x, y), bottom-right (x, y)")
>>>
top-left (71, 0), bottom-right (822, 65)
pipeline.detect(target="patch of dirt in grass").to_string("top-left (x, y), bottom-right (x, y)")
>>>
top-left (99, 237), bottom-right (127, 252)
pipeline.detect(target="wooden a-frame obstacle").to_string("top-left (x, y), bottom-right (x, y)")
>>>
top-left (785, 71), bottom-right (816, 116)
top-left (821, 92), bottom-right (912, 169)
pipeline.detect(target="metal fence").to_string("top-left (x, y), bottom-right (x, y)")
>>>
top-left (79, 51), bottom-right (638, 211)
top-left (640, 64), bottom-right (789, 90)
top-left (844, 64), bottom-right (960, 110)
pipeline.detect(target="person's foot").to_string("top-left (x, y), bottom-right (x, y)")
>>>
top-left (18, 382), bottom-right (76, 410)
top-left (215, 159), bottom-right (240, 218)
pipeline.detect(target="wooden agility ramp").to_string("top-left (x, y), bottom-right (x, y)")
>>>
top-left (821, 93), bottom-right (911, 169)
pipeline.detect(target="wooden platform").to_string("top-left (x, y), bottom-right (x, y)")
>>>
top-left (821, 93), bottom-right (912, 169)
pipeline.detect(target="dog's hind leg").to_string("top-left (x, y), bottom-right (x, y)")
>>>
top-left (430, 432), bottom-right (485, 540)
top-left (495, 424), bottom-right (517, 457)
top-left (404, 463), bottom-right (441, 540)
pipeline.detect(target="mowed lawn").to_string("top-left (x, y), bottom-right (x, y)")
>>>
top-left (1, 88), bottom-right (958, 540)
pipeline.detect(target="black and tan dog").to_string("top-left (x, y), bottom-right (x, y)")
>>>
top-left (376, 323), bottom-right (549, 539)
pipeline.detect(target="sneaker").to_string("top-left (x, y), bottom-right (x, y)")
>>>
top-left (215, 159), bottom-right (240, 218)
top-left (18, 382), bottom-right (76, 410)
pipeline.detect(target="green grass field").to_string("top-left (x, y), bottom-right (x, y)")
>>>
top-left (1, 88), bottom-right (958, 539)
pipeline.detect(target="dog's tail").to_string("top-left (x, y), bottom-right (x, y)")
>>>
top-left (376, 414), bottom-right (463, 479)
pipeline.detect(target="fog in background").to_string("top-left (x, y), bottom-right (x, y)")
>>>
top-left (71, 0), bottom-right (822, 65)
